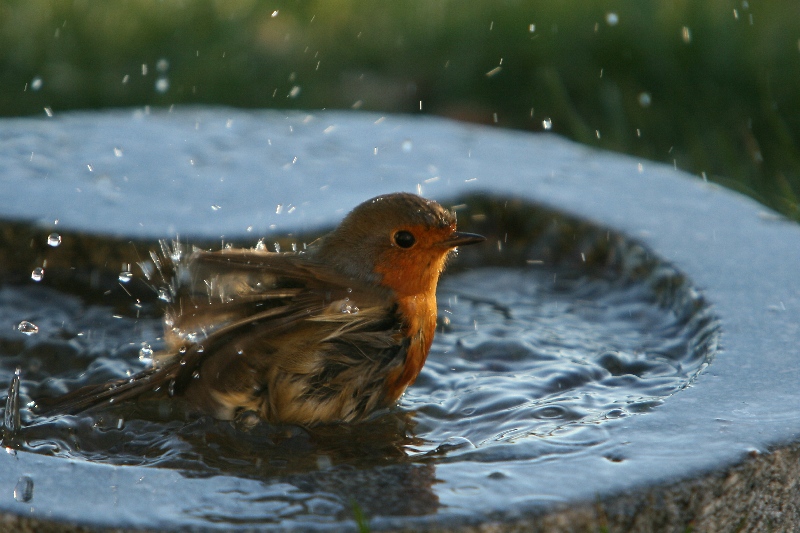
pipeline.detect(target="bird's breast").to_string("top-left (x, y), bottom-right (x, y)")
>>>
top-left (384, 292), bottom-right (438, 401)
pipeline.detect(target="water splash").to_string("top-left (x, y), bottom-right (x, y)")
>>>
top-left (3, 370), bottom-right (21, 446)
top-left (139, 343), bottom-right (154, 362)
top-left (155, 78), bottom-right (170, 93)
top-left (13, 475), bottom-right (33, 503)
top-left (17, 321), bottom-right (38, 335)
top-left (31, 267), bottom-right (44, 282)
top-left (118, 265), bottom-right (133, 283)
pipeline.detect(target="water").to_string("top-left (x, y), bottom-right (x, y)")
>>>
top-left (0, 250), bottom-right (710, 473)
top-left (0, 196), bottom-right (718, 527)
top-left (16, 321), bottom-right (38, 335)
top-left (13, 476), bottom-right (33, 503)
top-left (30, 268), bottom-right (44, 282)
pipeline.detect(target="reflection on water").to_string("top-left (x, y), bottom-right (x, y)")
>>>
top-left (0, 197), bottom-right (719, 526)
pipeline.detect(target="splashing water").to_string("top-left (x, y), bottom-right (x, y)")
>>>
top-left (17, 321), bottom-right (39, 335)
top-left (30, 268), bottom-right (44, 282)
top-left (13, 475), bottom-right (33, 503)
top-left (0, 198), bottom-right (717, 528)
top-left (3, 370), bottom-right (21, 446)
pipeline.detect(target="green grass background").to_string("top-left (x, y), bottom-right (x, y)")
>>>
top-left (3, 0), bottom-right (798, 219)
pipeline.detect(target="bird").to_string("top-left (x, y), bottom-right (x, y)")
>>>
top-left (36, 193), bottom-right (484, 426)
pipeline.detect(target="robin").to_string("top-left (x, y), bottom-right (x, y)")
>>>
top-left (38, 193), bottom-right (484, 426)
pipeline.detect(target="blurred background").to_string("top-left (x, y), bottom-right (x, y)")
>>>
top-left (2, 0), bottom-right (798, 219)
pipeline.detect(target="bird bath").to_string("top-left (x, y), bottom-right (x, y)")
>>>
top-left (1, 109), bottom-right (799, 531)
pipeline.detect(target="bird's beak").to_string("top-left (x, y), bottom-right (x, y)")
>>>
top-left (441, 231), bottom-right (486, 248)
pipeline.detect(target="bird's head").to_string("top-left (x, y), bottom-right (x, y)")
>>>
top-left (313, 193), bottom-right (484, 297)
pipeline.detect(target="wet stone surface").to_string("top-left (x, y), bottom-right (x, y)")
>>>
top-left (0, 109), bottom-right (798, 531)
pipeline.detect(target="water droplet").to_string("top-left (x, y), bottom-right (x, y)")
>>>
top-left (31, 267), bottom-right (44, 282)
top-left (4, 369), bottom-right (21, 441)
top-left (43, 107), bottom-right (53, 117)
top-left (17, 322), bottom-right (38, 335)
top-left (606, 12), bottom-right (619, 26)
top-left (485, 66), bottom-right (502, 78)
top-left (31, 77), bottom-right (43, 91)
top-left (274, 242), bottom-right (281, 253)
top-left (169, 243), bottom-right (183, 263)
top-left (168, 379), bottom-right (176, 397)
top-left (118, 270), bottom-right (133, 283)
top-left (681, 26), bottom-right (691, 43)
top-left (47, 233), bottom-right (61, 247)
top-left (211, 205), bottom-right (221, 211)
top-left (113, 147), bottom-right (123, 157)
top-left (155, 77), bottom-right (169, 93)
top-left (255, 239), bottom-right (267, 251)
top-left (116, 418), bottom-right (125, 429)
top-left (139, 343), bottom-right (154, 361)
top-left (287, 86), bottom-right (301, 98)
top-left (402, 139), bottom-right (413, 152)
top-left (529, 24), bottom-right (536, 33)
top-left (157, 288), bottom-right (172, 302)
top-left (542, 117), bottom-right (553, 130)
top-left (156, 58), bottom-right (169, 72)
top-left (339, 299), bottom-right (359, 314)
top-left (316, 455), bottom-right (332, 469)
top-left (13, 476), bottom-right (33, 503)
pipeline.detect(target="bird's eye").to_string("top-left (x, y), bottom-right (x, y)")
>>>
top-left (393, 230), bottom-right (416, 248)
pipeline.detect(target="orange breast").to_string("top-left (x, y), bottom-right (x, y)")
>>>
top-left (385, 292), bottom-right (438, 402)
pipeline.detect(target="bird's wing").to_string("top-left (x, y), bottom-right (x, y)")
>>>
top-left (164, 249), bottom-right (381, 348)
top-left (165, 250), bottom-right (410, 423)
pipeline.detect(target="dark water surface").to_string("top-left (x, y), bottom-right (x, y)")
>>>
top-left (0, 192), bottom-right (719, 527)
top-left (1, 249), bottom-right (713, 512)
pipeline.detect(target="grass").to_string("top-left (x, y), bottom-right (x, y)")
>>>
top-left (1, 0), bottom-right (799, 219)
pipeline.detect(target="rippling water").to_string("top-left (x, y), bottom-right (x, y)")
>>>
top-left (1, 264), bottom-right (709, 473)
top-left (0, 196), bottom-right (719, 526)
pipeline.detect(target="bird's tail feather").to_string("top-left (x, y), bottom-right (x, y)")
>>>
top-left (34, 363), bottom-right (182, 417)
